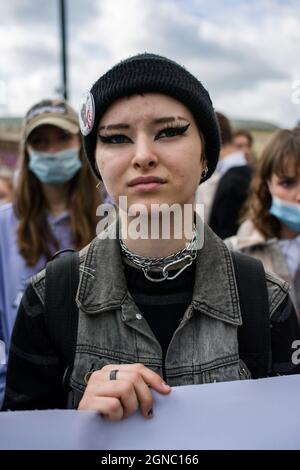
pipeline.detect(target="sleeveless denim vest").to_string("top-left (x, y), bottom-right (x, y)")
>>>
top-left (68, 222), bottom-right (255, 408)
top-left (32, 221), bottom-right (288, 409)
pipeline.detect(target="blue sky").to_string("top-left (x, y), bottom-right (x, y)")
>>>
top-left (0, 0), bottom-right (299, 126)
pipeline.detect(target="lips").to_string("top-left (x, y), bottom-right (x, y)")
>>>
top-left (128, 176), bottom-right (167, 187)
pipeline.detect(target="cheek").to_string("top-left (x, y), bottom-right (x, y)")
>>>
top-left (170, 140), bottom-right (202, 180)
top-left (95, 152), bottom-right (114, 192)
top-left (96, 150), bottom-right (118, 178)
top-left (276, 188), bottom-right (295, 202)
top-left (180, 151), bottom-right (202, 184)
top-left (269, 180), bottom-right (293, 201)
top-left (170, 160), bottom-right (202, 193)
top-left (96, 150), bottom-right (129, 198)
top-left (96, 153), bottom-right (106, 175)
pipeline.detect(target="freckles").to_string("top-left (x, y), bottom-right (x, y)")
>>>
top-left (99, 159), bottom-right (106, 172)
top-left (96, 152), bottom-right (107, 173)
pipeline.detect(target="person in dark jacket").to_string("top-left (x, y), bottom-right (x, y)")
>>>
top-left (209, 113), bottom-right (252, 239)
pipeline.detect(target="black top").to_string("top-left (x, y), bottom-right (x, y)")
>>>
top-left (123, 261), bottom-right (196, 359)
top-left (209, 165), bottom-right (252, 239)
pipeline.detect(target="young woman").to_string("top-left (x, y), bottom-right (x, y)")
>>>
top-left (226, 127), bottom-right (300, 317)
top-left (0, 99), bottom-right (100, 405)
top-left (3, 55), bottom-right (300, 418)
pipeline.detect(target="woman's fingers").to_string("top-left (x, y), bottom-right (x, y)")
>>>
top-left (129, 364), bottom-right (171, 395)
top-left (79, 396), bottom-right (124, 421)
top-left (79, 363), bottom-right (172, 420)
top-left (109, 370), bottom-right (154, 418)
top-left (79, 380), bottom-right (139, 418)
top-left (102, 363), bottom-right (171, 394)
top-left (102, 364), bottom-right (171, 418)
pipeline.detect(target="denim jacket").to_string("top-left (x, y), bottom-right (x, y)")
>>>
top-left (31, 222), bottom-right (290, 408)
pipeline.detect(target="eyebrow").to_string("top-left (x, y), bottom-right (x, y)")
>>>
top-left (278, 175), bottom-right (297, 179)
top-left (98, 116), bottom-right (189, 131)
top-left (98, 123), bottom-right (129, 131)
top-left (153, 116), bottom-right (189, 124)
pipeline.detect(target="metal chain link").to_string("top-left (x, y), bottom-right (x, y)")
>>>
top-left (120, 228), bottom-right (198, 282)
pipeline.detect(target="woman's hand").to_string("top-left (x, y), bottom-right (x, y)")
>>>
top-left (78, 363), bottom-right (171, 421)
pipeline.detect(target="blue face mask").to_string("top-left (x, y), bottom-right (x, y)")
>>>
top-left (28, 147), bottom-right (82, 185)
top-left (270, 195), bottom-right (300, 232)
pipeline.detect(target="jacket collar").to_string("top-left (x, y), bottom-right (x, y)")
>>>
top-left (231, 219), bottom-right (277, 250)
top-left (77, 219), bottom-right (242, 326)
top-left (192, 223), bottom-right (242, 325)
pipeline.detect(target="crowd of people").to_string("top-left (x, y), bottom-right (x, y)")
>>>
top-left (0, 53), bottom-right (299, 421)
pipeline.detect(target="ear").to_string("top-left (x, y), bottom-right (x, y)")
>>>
top-left (199, 161), bottom-right (208, 184)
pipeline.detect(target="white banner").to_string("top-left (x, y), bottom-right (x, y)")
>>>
top-left (1, 374), bottom-right (300, 450)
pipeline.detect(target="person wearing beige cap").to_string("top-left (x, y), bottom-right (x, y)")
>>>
top-left (23, 99), bottom-right (82, 185)
top-left (0, 98), bottom-right (101, 406)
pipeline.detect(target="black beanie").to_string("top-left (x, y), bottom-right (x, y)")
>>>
top-left (80, 53), bottom-right (221, 182)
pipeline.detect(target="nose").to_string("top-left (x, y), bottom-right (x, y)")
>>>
top-left (46, 140), bottom-right (62, 153)
top-left (131, 136), bottom-right (158, 171)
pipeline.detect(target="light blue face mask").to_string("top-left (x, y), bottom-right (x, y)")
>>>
top-left (28, 147), bottom-right (82, 185)
top-left (270, 195), bottom-right (300, 232)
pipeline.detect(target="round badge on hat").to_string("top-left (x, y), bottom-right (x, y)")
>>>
top-left (79, 91), bottom-right (95, 136)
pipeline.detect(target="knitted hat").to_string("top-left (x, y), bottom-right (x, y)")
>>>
top-left (79, 53), bottom-right (220, 182)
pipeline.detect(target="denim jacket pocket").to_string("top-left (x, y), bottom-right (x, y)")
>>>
top-left (201, 355), bottom-right (242, 384)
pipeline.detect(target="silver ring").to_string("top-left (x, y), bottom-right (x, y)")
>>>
top-left (109, 369), bottom-right (119, 380)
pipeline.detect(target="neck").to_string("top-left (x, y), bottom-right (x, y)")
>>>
top-left (119, 208), bottom-right (195, 258)
top-left (279, 224), bottom-right (299, 240)
top-left (220, 144), bottom-right (236, 160)
top-left (42, 183), bottom-right (69, 217)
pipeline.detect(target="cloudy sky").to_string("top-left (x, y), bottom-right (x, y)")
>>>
top-left (0, 0), bottom-right (300, 127)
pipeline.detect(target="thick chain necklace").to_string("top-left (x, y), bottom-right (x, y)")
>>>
top-left (120, 228), bottom-right (198, 282)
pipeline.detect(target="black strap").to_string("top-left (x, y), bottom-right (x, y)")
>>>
top-left (45, 252), bottom-right (80, 384)
top-left (232, 251), bottom-right (272, 378)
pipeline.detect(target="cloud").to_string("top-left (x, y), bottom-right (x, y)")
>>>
top-left (0, 0), bottom-right (300, 127)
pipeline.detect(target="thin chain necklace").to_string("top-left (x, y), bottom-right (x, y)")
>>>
top-left (120, 228), bottom-right (198, 282)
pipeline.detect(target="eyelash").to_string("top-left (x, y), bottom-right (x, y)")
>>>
top-left (98, 123), bottom-right (190, 144)
top-left (155, 123), bottom-right (190, 140)
top-left (279, 180), bottom-right (296, 188)
top-left (98, 134), bottom-right (129, 144)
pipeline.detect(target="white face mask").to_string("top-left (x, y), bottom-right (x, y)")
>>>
top-left (270, 195), bottom-right (300, 233)
top-left (27, 147), bottom-right (82, 185)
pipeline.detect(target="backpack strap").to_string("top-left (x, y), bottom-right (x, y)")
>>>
top-left (232, 251), bottom-right (272, 378)
top-left (45, 251), bottom-right (80, 386)
top-left (43, 248), bottom-right (272, 382)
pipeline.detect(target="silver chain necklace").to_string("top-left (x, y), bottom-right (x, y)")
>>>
top-left (120, 228), bottom-right (198, 282)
